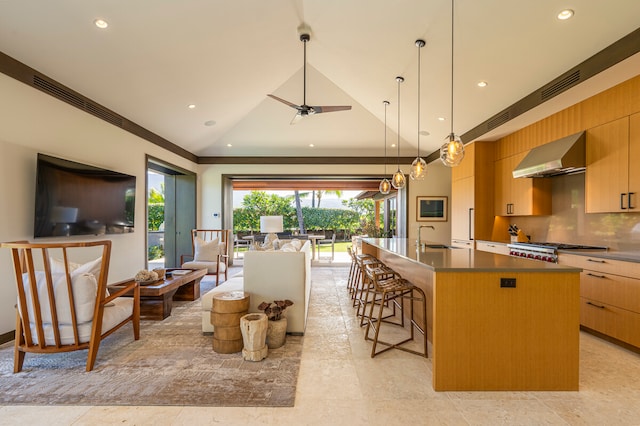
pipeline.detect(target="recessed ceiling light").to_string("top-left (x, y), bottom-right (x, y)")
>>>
top-left (477, 81), bottom-right (488, 87)
top-left (309, 144), bottom-right (314, 148)
top-left (188, 104), bottom-right (196, 109)
top-left (391, 143), bottom-right (396, 148)
top-left (227, 144), bottom-right (232, 147)
top-left (204, 120), bottom-right (216, 127)
top-left (437, 117), bottom-right (446, 122)
top-left (557, 9), bottom-right (574, 20)
top-left (94, 19), bottom-right (108, 29)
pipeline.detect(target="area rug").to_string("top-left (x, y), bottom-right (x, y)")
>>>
top-left (0, 278), bottom-right (302, 407)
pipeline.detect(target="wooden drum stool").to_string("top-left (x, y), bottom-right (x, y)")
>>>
top-left (211, 291), bottom-right (250, 353)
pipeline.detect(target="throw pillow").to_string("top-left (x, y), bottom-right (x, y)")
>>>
top-left (194, 237), bottom-right (220, 262)
top-left (50, 256), bottom-right (109, 298)
top-left (290, 239), bottom-right (302, 250)
top-left (280, 243), bottom-right (296, 252)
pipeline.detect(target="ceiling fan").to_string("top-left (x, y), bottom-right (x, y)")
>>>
top-left (268, 33), bottom-right (352, 124)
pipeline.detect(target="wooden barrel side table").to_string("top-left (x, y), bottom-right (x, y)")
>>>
top-left (211, 291), bottom-right (250, 353)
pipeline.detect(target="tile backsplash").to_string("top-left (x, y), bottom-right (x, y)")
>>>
top-left (506, 173), bottom-right (640, 251)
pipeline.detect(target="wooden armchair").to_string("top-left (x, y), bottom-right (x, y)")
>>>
top-left (1, 240), bottom-right (140, 373)
top-left (180, 229), bottom-right (231, 285)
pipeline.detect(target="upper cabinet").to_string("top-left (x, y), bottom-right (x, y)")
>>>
top-left (586, 114), bottom-right (640, 213)
top-left (451, 142), bottom-right (494, 244)
top-left (494, 153), bottom-right (551, 216)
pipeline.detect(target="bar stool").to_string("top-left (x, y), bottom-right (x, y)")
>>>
top-left (346, 246), bottom-right (358, 296)
top-left (364, 271), bottom-right (428, 359)
top-left (352, 254), bottom-right (383, 312)
top-left (358, 263), bottom-right (401, 328)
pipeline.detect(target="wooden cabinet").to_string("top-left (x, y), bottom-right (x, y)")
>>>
top-left (451, 176), bottom-right (474, 242)
top-left (450, 141), bottom-right (494, 246)
top-left (585, 114), bottom-right (640, 213)
top-left (494, 153), bottom-right (551, 216)
top-left (558, 253), bottom-right (640, 348)
top-left (476, 241), bottom-right (510, 255)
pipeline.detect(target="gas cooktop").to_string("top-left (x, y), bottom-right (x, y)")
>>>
top-left (519, 242), bottom-right (608, 250)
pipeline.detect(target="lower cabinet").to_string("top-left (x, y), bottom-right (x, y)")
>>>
top-left (451, 239), bottom-right (474, 249)
top-left (559, 253), bottom-right (640, 348)
top-left (476, 241), bottom-right (510, 255)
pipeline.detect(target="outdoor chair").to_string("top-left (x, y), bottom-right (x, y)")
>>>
top-left (317, 233), bottom-right (337, 260)
top-left (181, 229), bottom-right (231, 285)
top-left (233, 233), bottom-right (251, 258)
top-left (1, 240), bottom-right (140, 372)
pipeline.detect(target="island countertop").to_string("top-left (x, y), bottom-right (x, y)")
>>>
top-left (363, 238), bottom-right (581, 273)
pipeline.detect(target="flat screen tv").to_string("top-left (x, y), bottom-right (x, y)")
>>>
top-left (34, 154), bottom-right (136, 238)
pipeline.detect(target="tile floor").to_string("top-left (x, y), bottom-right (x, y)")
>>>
top-left (2, 265), bottom-right (640, 425)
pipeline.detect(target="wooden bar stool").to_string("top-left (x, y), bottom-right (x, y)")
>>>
top-left (349, 253), bottom-right (376, 304)
top-left (358, 264), bottom-right (401, 328)
top-left (352, 254), bottom-right (383, 311)
top-left (364, 271), bottom-right (428, 359)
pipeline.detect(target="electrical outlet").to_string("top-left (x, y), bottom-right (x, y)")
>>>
top-left (500, 278), bottom-right (516, 288)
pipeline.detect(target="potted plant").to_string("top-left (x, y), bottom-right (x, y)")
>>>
top-left (258, 300), bottom-right (293, 349)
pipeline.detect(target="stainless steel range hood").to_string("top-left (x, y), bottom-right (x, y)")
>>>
top-left (512, 131), bottom-right (586, 178)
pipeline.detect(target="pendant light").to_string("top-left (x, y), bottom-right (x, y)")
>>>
top-left (440, 0), bottom-right (465, 167)
top-left (379, 100), bottom-right (391, 195)
top-left (410, 39), bottom-right (427, 181)
top-left (392, 76), bottom-right (406, 190)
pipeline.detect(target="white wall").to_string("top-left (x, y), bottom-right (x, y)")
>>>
top-left (0, 73), bottom-right (197, 334)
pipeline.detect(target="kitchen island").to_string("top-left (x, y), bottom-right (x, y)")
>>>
top-left (362, 238), bottom-right (582, 391)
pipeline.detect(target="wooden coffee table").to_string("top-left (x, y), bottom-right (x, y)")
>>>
top-left (109, 268), bottom-right (207, 320)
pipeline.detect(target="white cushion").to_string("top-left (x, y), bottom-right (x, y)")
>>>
top-left (50, 256), bottom-right (108, 296)
top-left (290, 239), bottom-right (302, 250)
top-left (280, 243), bottom-right (297, 252)
top-left (19, 271), bottom-right (95, 344)
top-left (182, 260), bottom-right (226, 274)
top-left (193, 237), bottom-right (220, 262)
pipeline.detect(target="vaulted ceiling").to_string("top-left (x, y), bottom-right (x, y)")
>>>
top-left (0, 0), bottom-right (639, 160)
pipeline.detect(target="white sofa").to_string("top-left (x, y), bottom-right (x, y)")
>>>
top-left (201, 240), bottom-right (311, 334)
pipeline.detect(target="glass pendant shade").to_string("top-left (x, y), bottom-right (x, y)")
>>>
top-left (392, 169), bottom-right (406, 189)
top-left (379, 100), bottom-right (391, 195)
top-left (440, 0), bottom-right (465, 168)
top-left (411, 39), bottom-right (427, 181)
top-left (440, 133), bottom-right (465, 167)
top-left (410, 157), bottom-right (427, 180)
top-left (379, 178), bottom-right (391, 194)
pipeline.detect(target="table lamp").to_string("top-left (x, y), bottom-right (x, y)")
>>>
top-left (260, 215), bottom-right (283, 246)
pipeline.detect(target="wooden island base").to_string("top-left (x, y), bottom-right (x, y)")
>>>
top-left (363, 240), bottom-right (580, 391)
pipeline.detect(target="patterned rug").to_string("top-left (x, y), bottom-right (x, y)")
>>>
top-left (0, 278), bottom-right (302, 407)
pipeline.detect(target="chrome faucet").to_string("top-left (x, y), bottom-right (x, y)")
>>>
top-left (417, 225), bottom-right (435, 246)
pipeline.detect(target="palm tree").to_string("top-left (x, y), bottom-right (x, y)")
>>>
top-left (315, 190), bottom-right (343, 208)
top-left (294, 190), bottom-right (305, 233)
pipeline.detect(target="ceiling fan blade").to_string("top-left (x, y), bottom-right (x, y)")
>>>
top-left (267, 94), bottom-right (301, 110)
top-left (310, 105), bottom-right (352, 114)
top-left (290, 112), bottom-right (303, 125)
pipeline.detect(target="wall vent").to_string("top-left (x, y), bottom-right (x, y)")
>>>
top-left (540, 70), bottom-right (581, 101)
top-left (33, 75), bottom-right (123, 127)
top-left (85, 102), bottom-right (123, 127)
top-left (33, 75), bottom-right (84, 109)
